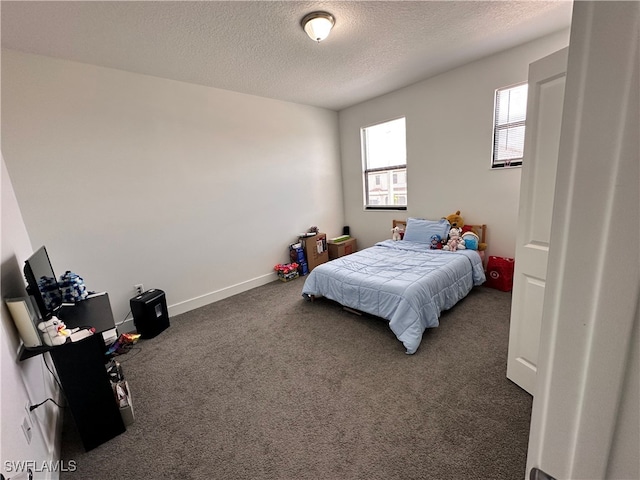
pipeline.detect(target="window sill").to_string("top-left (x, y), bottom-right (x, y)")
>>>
top-left (491, 164), bottom-right (522, 170)
top-left (364, 206), bottom-right (407, 211)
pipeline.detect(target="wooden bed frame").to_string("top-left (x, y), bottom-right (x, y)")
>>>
top-left (392, 219), bottom-right (487, 245)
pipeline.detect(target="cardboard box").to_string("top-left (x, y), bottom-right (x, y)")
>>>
top-left (328, 237), bottom-right (357, 260)
top-left (302, 233), bottom-right (328, 272)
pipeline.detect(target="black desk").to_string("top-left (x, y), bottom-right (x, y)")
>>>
top-left (20, 293), bottom-right (126, 451)
top-left (58, 293), bottom-right (117, 333)
top-left (19, 294), bottom-right (116, 361)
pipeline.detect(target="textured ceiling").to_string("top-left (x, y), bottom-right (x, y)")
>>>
top-left (1, 1), bottom-right (573, 111)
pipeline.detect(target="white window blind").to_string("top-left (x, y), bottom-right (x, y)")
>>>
top-left (492, 83), bottom-right (528, 168)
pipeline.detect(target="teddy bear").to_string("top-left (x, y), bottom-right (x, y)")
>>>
top-left (430, 234), bottom-right (443, 249)
top-left (442, 227), bottom-right (466, 251)
top-left (38, 316), bottom-right (73, 346)
top-left (391, 226), bottom-right (403, 241)
top-left (445, 210), bottom-right (465, 229)
top-left (444, 210), bottom-right (487, 251)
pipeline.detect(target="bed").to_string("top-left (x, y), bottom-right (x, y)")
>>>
top-left (301, 218), bottom-right (487, 354)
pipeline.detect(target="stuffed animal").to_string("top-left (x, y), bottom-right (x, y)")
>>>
top-left (442, 227), bottom-right (466, 251)
top-left (461, 231), bottom-right (479, 250)
top-left (430, 234), bottom-right (443, 249)
top-left (445, 210), bottom-right (465, 229)
top-left (38, 317), bottom-right (72, 346)
top-left (391, 226), bottom-right (403, 241)
top-left (444, 210), bottom-right (487, 251)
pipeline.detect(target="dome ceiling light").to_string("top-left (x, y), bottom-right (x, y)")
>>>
top-left (301, 11), bottom-right (335, 43)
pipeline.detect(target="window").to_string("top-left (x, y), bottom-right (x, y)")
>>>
top-left (361, 117), bottom-right (407, 209)
top-left (492, 83), bottom-right (528, 168)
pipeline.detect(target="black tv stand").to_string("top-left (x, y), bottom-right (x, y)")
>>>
top-left (20, 294), bottom-right (126, 451)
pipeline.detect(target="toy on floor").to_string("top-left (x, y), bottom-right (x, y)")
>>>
top-left (106, 333), bottom-right (142, 356)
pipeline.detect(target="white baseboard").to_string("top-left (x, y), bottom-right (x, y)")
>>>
top-left (167, 272), bottom-right (278, 317)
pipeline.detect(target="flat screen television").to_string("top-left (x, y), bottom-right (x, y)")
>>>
top-left (24, 246), bottom-right (62, 320)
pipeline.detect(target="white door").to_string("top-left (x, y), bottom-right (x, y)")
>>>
top-left (527, 2), bottom-right (639, 478)
top-left (506, 47), bottom-right (568, 395)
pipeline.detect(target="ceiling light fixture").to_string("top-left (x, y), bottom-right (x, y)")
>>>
top-left (301, 11), bottom-right (335, 43)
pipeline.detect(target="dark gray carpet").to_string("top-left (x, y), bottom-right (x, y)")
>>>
top-left (60, 280), bottom-right (532, 480)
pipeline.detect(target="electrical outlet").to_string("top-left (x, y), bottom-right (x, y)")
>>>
top-left (25, 401), bottom-right (32, 420)
top-left (134, 284), bottom-right (144, 295)
top-left (21, 416), bottom-right (32, 444)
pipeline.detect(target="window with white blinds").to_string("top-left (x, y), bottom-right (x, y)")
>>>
top-left (492, 83), bottom-right (528, 168)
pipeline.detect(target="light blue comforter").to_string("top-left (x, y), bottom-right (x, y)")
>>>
top-left (301, 239), bottom-right (486, 354)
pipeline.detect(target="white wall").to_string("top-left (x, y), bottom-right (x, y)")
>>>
top-left (338, 30), bottom-right (570, 257)
top-left (1, 156), bottom-right (61, 479)
top-left (1, 50), bottom-right (344, 328)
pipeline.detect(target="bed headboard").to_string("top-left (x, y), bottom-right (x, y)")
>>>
top-left (393, 219), bottom-right (487, 244)
top-left (392, 219), bottom-right (407, 231)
